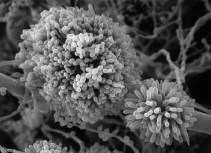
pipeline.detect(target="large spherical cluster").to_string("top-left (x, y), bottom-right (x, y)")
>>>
top-left (25, 140), bottom-right (68, 153)
top-left (123, 78), bottom-right (197, 147)
top-left (15, 5), bottom-right (138, 125)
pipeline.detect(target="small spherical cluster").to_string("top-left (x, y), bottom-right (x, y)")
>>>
top-left (123, 78), bottom-right (197, 147)
top-left (25, 140), bottom-right (68, 153)
top-left (85, 143), bottom-right (122, 153)
top-left (16, 5), bottom-right (138, 125)
top-left (0, 87), bottom-right (7, 96)
top-left (2, 119), bottom-right (38, 150)
top-left (21, 108), bottom-right (44, 129)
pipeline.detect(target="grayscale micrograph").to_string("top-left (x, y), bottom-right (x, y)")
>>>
top-left (0, 0), bottom-right (211, 153)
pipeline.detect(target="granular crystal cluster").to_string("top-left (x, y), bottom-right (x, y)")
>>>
top-left (123, 78), bottom-right (197, 147)
top-left (15, 5), bottom-right (138, 125)
top-left (25, 140), bottom-right (68, 153)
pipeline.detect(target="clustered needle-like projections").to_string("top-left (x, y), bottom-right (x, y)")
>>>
top-left (15, 5), bottom-right (138, 125)
top-left (25, 140), bottom-right (68, 153)
top-left (123, 78), bottom-right (197, 147)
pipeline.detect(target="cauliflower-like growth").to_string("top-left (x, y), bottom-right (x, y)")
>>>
top-left (123, 79), bottom-right (197, 147)
top-left (25, 140), bottom-right (68, 153)
top-left (16, 5), bottom-right (138, 125)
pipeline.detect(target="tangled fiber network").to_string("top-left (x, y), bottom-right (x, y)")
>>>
top-left (123, 79), bottom-right (197, 147)
top-left (15, 5), bottom-right (138, 125)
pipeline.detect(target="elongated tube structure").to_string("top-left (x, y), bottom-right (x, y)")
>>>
top-left (191, 111), bottom-right (211, 135)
